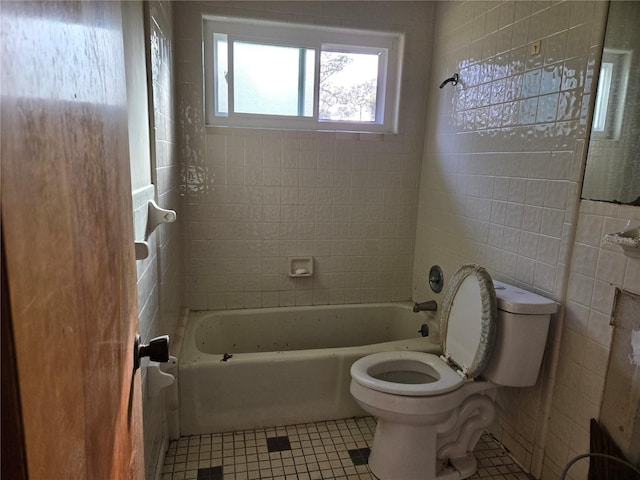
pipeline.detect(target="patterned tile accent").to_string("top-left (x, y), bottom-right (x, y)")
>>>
top-left (266, 436), bottom-right (292, 453)
top-left (197, 466), bottom-right (223, 480)
top-left (162, 417), bottom-right (529, 480)
top-left (347, 448), bottom-right (370, 467)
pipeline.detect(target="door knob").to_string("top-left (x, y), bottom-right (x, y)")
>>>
top-left (134, 334), bottom-right (170, 371)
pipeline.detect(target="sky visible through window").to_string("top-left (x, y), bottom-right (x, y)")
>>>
top-left (320, 51), bottom-right (379, 122)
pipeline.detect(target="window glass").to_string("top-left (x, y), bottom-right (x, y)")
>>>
top-left (203, 16), bottom-right (403, 133)
top-left (593, 62), bottom-right (612, 132)
top-left (233, 42), bottom-right (314, 117)
top-left (320, 50), bottom-right (380, 122)
top-left (592, 49), bottom-right (631, 140)
top-left (214, 33), bottom-right (228, 116)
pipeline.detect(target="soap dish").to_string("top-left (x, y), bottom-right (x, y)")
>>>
top-left (288, 257), bottom-right (313, 277)
top-left (603, 225), bottom-right (640, 259)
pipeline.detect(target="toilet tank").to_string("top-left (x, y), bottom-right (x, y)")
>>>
top-left (482, 281), bottom-right (558, 387)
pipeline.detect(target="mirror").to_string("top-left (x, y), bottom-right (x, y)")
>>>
top-left (582, 1), bottom-right (640, 205)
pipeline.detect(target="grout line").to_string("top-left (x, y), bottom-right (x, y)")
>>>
top-left (162, 417), bottom-right (530, 480)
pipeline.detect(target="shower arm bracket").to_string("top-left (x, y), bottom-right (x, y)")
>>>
top-left (439, 73), bottom-right (459, 89)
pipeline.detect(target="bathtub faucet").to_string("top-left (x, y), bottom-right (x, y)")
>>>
top-left (413, 300), bottom-right (437, 313)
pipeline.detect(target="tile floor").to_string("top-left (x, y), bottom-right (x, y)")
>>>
top-left (162, 417), bottom-right (530, 480)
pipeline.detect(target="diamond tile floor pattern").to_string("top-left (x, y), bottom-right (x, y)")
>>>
top-left (162, 417), bottom-right (530, 480)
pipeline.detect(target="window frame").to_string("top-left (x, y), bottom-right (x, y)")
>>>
top-left (202, 16), bottom-right (404, 133)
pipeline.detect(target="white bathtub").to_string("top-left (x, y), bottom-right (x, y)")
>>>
top-left (178, 302), bottom-right (440, 435)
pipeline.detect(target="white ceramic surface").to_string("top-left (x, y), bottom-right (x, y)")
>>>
top-left (349, 273), bottom-right (557, 480)
top-left (179, 302), bottom-right (440, 435)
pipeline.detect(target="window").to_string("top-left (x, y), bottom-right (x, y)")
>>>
top-left (203, 16), bottom-right (404, 133)
top-left (592, 48), bottom-right (631, 140)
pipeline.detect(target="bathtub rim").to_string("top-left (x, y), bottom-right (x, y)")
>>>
top-left (180, 301), bottom-right (439, 364)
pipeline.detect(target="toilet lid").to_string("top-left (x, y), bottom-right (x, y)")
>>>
top-left (439, 264), bottom-right (497, 379)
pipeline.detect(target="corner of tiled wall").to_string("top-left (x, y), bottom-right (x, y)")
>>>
top-left (139, 2), bottom-right (184, 479)
top-left (133, 184), bottom-right (162, 480)
top-left (543, 201), bottom-right (640, 480)
top-left (415, 1), bottom-right (611, 477)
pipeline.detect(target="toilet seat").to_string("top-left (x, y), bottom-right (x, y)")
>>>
top-left (350, 264), bottom-right (498, 397)
top-left (439, 264), bottom-right (497, 379)
top-left (350, 351), bottom-right (464, 396)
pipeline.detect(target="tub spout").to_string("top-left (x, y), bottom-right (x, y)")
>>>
top-left (413, 300), bottom-right (437, 313)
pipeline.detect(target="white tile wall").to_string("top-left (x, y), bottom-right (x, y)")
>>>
top-left (148, 0), bottom-right (184, 359)
top-left (134, 185), bottom-right (160, 344)
top-left (543, 201), bottom-right (640, 480)
top-left (174, 2), bottom-right (435, 310)
top-left (138, 2), bottom-right (184, 479)
top-left (133, 184), bottom-right (163, 480)
top-left (414, 1), bottom-right (609, 476)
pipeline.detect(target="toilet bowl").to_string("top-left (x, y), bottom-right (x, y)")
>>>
top-left (350, 264), bottom-right (557, 480)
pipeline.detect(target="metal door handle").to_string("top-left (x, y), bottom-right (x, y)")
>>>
top-left (133, 334), bottom-right (170, 371)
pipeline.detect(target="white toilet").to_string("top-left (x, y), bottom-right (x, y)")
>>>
top-left (350, 264), bottom-right (557, 480)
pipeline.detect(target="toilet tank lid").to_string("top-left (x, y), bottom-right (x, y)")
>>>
top-left (493, 281), bottom-right (558, 315)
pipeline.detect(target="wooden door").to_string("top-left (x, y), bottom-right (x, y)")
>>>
top-left (1, 2), bottom-right (144, 479)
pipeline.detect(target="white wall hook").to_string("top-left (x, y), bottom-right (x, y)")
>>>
top-left (134, 241), bottom-right (149, 260)
top-left (147, 361), bottom-right (175, 397)
top-left (147, 199), bottom-right (177, 236)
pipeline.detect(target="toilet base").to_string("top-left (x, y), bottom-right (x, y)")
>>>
top-left (437, 455), bottom-right (477, 480)
top-left (370, 430), bottom-right (479, 480)
top-left (365, 391), bottom-right (496, 480)
top-left (369, 418), bottom-right (440, 480)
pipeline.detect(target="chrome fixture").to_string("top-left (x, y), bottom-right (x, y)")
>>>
top-left (413, 300), bottom-right (437, 313)
top-left (429, 265), bottom-right (444, 293)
